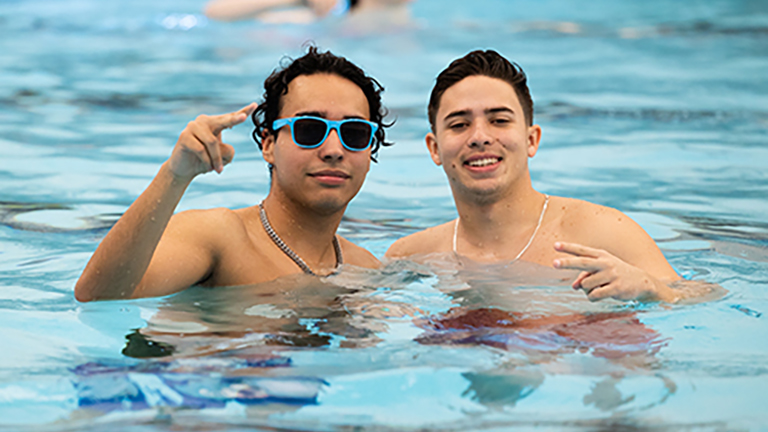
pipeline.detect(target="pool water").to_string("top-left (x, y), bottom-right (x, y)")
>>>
top-left (2, 0), bottom-right (768, 430)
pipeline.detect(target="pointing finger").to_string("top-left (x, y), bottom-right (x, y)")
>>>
top-left (210, 103), bottom-right (258, 135)
top-left (554, 242), bottom-right (603, 259)
top-left (553, 256), bottom-right (604, 272)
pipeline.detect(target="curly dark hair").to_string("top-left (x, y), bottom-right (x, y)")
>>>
top-left (252, 46), bottom-right (393, 162)
top-left (428, 50), bottom-right (533, 131)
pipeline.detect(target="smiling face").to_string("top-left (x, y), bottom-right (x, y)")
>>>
top-left (262, 73), bottom-right (372, 215)
top-left (426, 75), bottom-right (542, 204)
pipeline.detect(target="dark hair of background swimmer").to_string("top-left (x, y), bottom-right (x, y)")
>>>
top-left (252, 46), bottom-right (393, 162)
top-left (427, 49), bottom-right (534, 132)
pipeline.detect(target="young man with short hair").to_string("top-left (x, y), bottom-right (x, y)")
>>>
top-left (386, 50), bottom-right (684, 303)
top-left (76, 48), bottom-right (389, 301)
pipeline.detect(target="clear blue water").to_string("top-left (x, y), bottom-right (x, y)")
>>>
top-left (2, 0), bottom-right (768, 430)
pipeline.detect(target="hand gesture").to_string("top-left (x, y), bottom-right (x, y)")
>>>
top-left (168, 103), bottom-right (257, 181)
top-left (552, 242), bottom-right (677, 303)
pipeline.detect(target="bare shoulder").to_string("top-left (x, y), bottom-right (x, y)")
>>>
top-left (166, 207), bottom-right (248, 246)
top-left (552, 196), bottom-right (677, 278)
top-left (171, 207), bottom-right (244, 228)
top-left (385, 221), bottom-right (455, 258)
top-left (554, 197), bottom-right (647, 248)
top-left (338, 236), bottom-right (380, 269)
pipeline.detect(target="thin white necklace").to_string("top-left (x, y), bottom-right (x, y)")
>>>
top-left (259, 202), bottom-right (343, 276)
top-left (453, 194), bottom-right (549, 261)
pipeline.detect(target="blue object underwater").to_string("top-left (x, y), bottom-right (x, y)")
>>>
top-left (72, 357), bottom-right (325, 411)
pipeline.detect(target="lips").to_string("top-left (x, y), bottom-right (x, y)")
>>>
top-left (309, 169), bottom-right (350, 179)
top-left (308, 169), bottom-right (351, 185)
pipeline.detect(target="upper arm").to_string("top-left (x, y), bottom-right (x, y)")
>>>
top-left (134, 209), bottom-right (226, 298)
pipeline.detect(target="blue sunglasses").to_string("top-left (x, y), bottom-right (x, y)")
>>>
top-left (272, 116), bottom-right (378, 152)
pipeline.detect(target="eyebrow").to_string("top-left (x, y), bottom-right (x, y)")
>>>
top-left (294, 111), bottom-right (365, 120)
top-left (443, 109), bottom-right (471, 122)
top-left (294, 110), bottom-right (326, 118)
top-left (442, 106), bottom-right (516, 122)
top-left (486, 107), bottom-right (515, 116)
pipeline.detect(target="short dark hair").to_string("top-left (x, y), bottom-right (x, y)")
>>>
top-left (252, 46), bottom-right (392, 161)
top-left (428, 50), bottom-right (533, 131)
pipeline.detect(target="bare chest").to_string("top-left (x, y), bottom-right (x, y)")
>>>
top-left (200, 227), bottom-right (306, 288)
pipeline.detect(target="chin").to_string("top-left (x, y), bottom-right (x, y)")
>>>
top-left (305, 194), bottom-right (351, 216)
top-left (454, 182), bottom-right (506, 205)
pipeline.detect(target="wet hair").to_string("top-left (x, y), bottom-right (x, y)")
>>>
top-left (252, 46), bottom-right (392, 162)
top-left (427, 49), bottom-right (534, 131)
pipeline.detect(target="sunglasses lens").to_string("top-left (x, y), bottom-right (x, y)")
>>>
top-left (340, 121), bottom-right (373, 150)
top-left (293, 118), bottom-right (328, 147)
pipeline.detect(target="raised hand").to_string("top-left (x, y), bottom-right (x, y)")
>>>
top-left (168, 103), bottom-right (257, 181)
top-left (552, 242), bottom-right (679, 303)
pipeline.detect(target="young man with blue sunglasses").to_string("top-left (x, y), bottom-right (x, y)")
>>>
top-left (76, 47), bottom-right (389, 301)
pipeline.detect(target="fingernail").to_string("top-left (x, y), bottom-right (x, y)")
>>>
top-left (554, 242), bottom-right (561, 249)
top-left (553, 260), bottom-right (560, 268)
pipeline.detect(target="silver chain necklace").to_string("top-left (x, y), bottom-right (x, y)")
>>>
top-left (258, 202), bottom-right (343, 276)
top-left (453, 194), bottom-right (549, 261)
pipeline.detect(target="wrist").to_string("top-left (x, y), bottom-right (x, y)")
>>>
top-left (160, 161), bottom-right (195, 187)
top-left (650, 278), bottom-right (680, 303)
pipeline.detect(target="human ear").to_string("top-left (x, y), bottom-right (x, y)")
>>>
top-left (527, 124), bottom-right (542, 158)
top-left (262, 132), bottom-right (276, 165)
top-left (425, 132), bottom-right (442, 166)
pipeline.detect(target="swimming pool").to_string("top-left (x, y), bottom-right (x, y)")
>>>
top-left (1, 0), bottom-right (767, 430)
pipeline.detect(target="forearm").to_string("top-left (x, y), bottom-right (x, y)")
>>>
top-left (75, 163), bottom-right (192, 301)
top-left (655, 278), bottom-right (727, 305)
top-left (204, 0), bottom-right (304, 21)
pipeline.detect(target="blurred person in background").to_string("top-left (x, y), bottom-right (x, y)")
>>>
top-left (204, 0), bottom-right (414, 26)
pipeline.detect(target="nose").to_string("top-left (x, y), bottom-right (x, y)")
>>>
top-left (318, 127), bottom-right (344, 162)
top-left (469, 120), bottom-right (493, 147)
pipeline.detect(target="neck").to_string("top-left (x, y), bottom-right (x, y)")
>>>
top-left (453, 181), bottom-right (547, 261)
top-left (260, 192), bottom-right (345, 271)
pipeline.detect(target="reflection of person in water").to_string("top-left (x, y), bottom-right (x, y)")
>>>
top-left (417, 304), bottom-right (671, 411)
top-left (121, 271), bottom-right (417, 360)
top-left (416, 307), bottom-right (666, 363)
top-left (204, 0), bottom-right (414, 26)
top-left (77, 276), bottom-right (409, 414)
